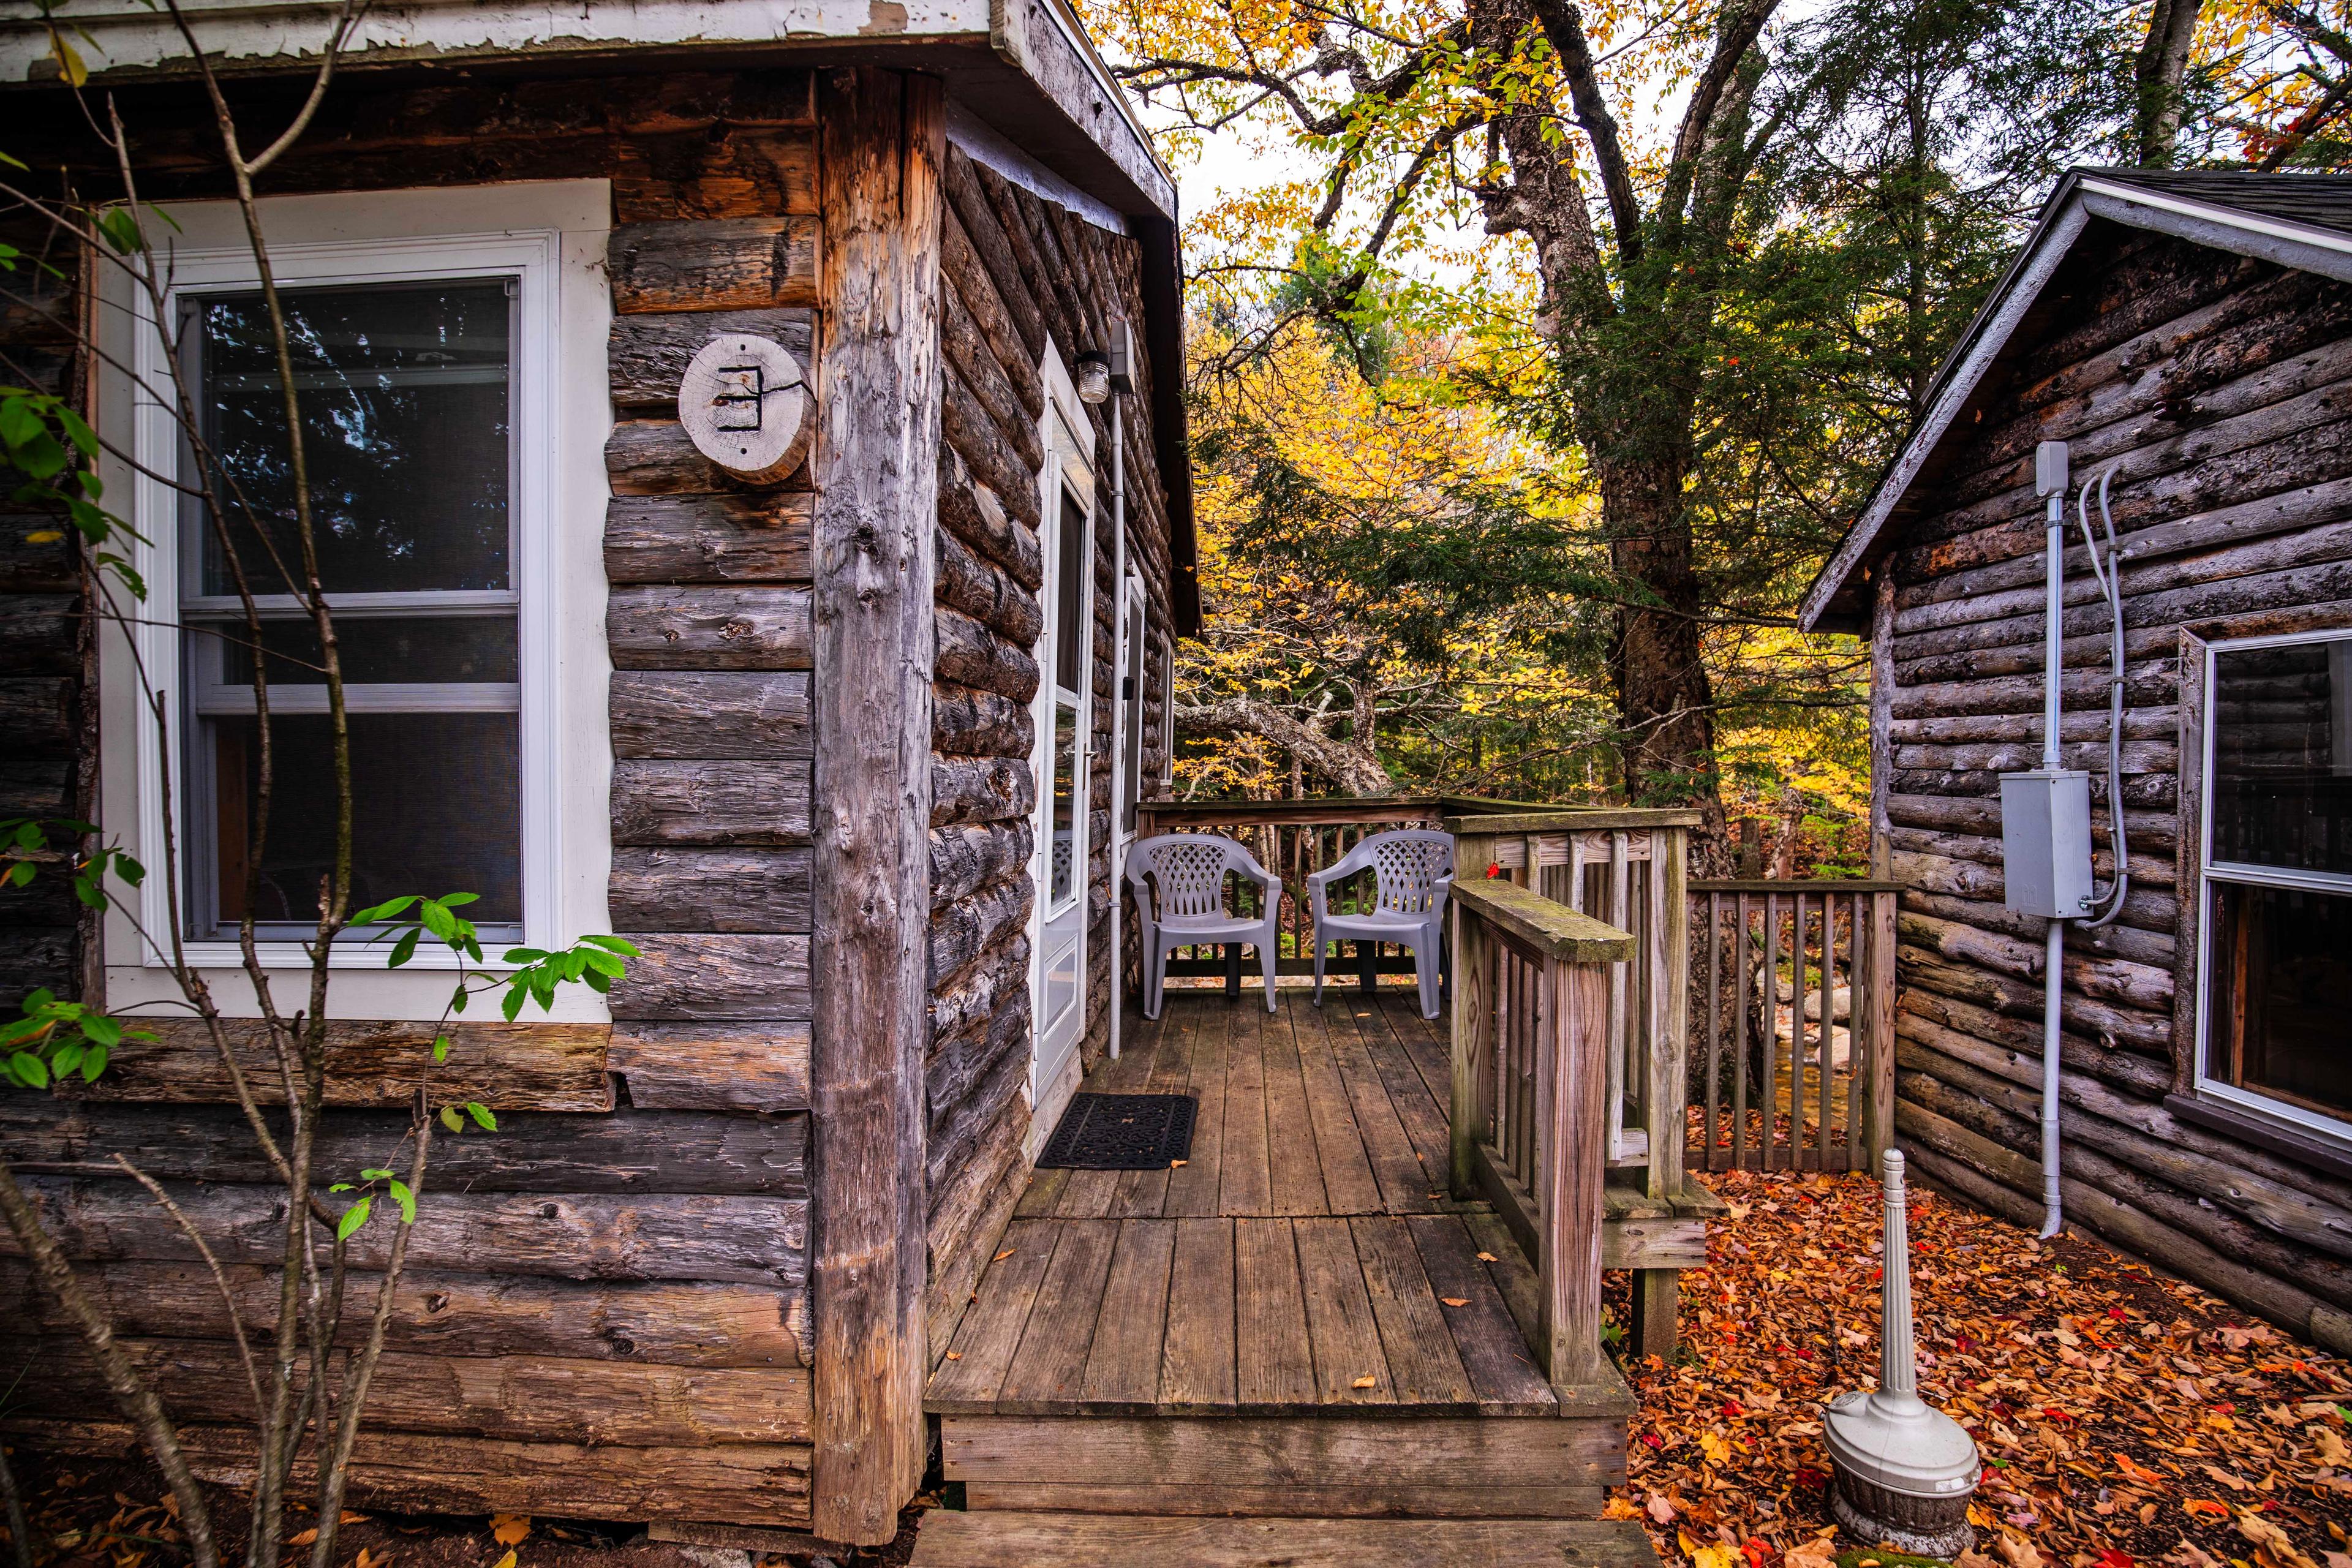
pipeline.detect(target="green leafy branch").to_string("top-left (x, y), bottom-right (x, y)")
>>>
top-left (0, 989), bottom-right (157, 1090)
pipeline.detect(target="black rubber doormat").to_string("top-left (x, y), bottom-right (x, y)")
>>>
top-left (1037, 1093), bottom-right (1197, 1169)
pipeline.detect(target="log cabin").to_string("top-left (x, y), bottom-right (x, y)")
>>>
top-left (0, 7), bottom-right (1673, 1566)
top-left (1803, 169), bottom-right (2352, 1357)
top-left (0, 1), bottom-right (1203, 1546)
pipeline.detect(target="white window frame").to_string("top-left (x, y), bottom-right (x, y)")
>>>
top-left (2190, 624), bottom-right (2352, 1144)
top-left (96, 183), bottom-right (614, 1019)
top-left (1033, 349), bottom-right (1096, 927)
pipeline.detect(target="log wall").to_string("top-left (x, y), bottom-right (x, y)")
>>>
top-left (922, 144), bottom-right (1178, 1352)
top-left (0, 68), bottom-right (831, 1529)
top-left (1874, 221), bottom-right (2352, 1353)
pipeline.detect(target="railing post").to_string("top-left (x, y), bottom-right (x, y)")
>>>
top-left (1869, 887), bottom-right (1898, 1174)
top-left (1539, 950), bottom-right (1611, 1389)
top-left (1449, 902), bottom-right (1488, 1199)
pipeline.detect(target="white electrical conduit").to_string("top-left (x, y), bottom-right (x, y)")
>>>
top-left (2076, 466), bottom-right (2131, 930)
top-left (2040, 480), bottom-right (2065, 1238)
top-left (2035, 463), bottom-right (2132, 1240)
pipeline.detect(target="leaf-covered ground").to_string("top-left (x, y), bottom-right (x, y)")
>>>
top-left (1613, 1167), bottom-right (2352, 1568)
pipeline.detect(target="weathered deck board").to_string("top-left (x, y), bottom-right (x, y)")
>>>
top-left (908, 1512), bottom-right (1657, 1568)
top-left (929, 994), bottom-right (1669, 1422)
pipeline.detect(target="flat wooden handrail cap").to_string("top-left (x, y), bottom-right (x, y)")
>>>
top-left (1450, 878), bottom-right (1635, 963)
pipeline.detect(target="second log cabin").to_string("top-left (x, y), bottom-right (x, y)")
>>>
top-left (1805, 168), bottom-right (2352, 1357)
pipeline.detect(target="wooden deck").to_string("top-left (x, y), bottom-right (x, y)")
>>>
top-left (931, 992), bottom-right (1565, 1419)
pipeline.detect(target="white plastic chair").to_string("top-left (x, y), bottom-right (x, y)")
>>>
top-left (1306, 829), bottom-right (1455, 1019)
top-left (1125, 833), bottom-right (1282, 1019)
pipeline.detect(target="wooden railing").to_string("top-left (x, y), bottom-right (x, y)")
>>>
top-left (1449, 808), bottom-right (1699, 1203)
top-left (1446, 876), bottom-right (1632, 1386)
top-left (1134, 796), bottom-right (1559, 982)
top-left (1687, 879), bottom-right (1899, 1173)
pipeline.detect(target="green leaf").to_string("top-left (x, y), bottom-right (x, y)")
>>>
top-left (388, 927), bottom-right (421, 970)
top-left (335, 1196), bottom-right (372, 1240)
top-left (579, 934), bottom-right (641, 957)
top-left (329, 1182), bottom-right (354, 1193)
top-left (501, 948), bottom-right (549, 965)
top-left (360, 1167), bottom-right (394, 1179)
top-left (51, 1041), bottom-right (81, 1076)
top-left (464, 1101), bottom-right (497, 1132)
top-left (79, 1013), bottom-right (120, 1047)
top-left (115, 854), bottom-right (144, 887)
top-left (10, 1051), bottom-right (47, 1089)
top-left (387, 1178), bottom-right (416, 1223)
top-left (450, 985), bottom-right (470, 1014)
top-left (440, 1105), bottom-right (463, 1133)
top-left (439, 892), bottom-right (480, 908)
top-left (352, 895), bottom-right (418, 924)
top-left (81, 1043), bottom-right (107, 1080)
top-left (7, 861), bottom-right (31, 888)
top-left (500, 984), bottom-right (527, 1023)
top-left (432, 1035), bottom-right (451, 1064)
top-left (419, 900), bottom-right (458, 941)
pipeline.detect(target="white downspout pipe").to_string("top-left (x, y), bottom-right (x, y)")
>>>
top-left (2037, 446), bottom-right (2067, 1239)
top-left (1107, 395), bottom-right (1127, 1060)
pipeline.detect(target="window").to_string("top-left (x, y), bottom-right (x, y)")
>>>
top-left (1044, 422), bottom-right (1091, 917)
top-left (2196, 629), bottom-right (2352, 1136)
top-left (184, 281), bottom-right (524, 939)
top-left (100, 183), bottom-right (611, 1003)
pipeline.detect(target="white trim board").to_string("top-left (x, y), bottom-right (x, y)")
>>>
top-left (946, 100), bottom-right (1128, 236)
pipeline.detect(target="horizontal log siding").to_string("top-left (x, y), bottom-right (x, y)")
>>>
top-left (0, 207), bottom-right (84, 1003)
top-left (921, 148), bottom-right (1180, 1354)
top-left (1877, 226), bottom-right (2352, 1356)
top-left (0, 70), bottom-right (829, 1526)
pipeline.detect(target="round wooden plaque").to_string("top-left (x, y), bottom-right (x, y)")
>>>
top-left (679, 334), bottom-right (810, 483)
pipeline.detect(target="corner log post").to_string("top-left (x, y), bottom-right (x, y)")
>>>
top-left (809, 66), bottom-right (943, 1547)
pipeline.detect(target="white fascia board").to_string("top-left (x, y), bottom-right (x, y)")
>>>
top-left (1797, 200), bottom-right (2092, 632)
top-left (2078, 178), bottom-right (2352, 285)
top-left (1, 0), bottom-right (993, 81)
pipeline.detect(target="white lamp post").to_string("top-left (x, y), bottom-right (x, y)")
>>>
top-left (1825, 1149), bottom-right (1980, 1556)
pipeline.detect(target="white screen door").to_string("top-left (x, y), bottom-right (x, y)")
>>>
top-left (1031, 380), bottom-right (1095, 1112)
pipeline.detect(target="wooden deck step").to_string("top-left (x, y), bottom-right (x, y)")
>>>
top-left (908, 1512), bottom-right (1659, 1568)
top-left (940, 1406), bottom-right (1631, 1520)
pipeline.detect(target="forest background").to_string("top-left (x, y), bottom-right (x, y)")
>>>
top-left (1090, 0), bottom-right (2352, 875)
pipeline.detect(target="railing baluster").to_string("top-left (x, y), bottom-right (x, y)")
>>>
top-left (1763, 891), bottom-right (1782, 1169)
top-left (1606, 831), bottom-right (1629, 1163)
top-left (1732, 892), bottom-right (1750, 1170)
top-left (1705, 889), bottom-right (1723, 1172)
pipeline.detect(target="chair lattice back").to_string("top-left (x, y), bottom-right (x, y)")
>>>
top-left (1140, 835), bottom-right (1246, 919)
top-left (1367, 832), bottom-right (1452, 916)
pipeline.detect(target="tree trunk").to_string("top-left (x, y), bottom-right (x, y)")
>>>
top-left (1597, 454), bottom-right (1727, 858)
top-left (2135, 0), bottom-right (2203, 167)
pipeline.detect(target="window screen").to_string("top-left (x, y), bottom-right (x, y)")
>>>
top-left (183, 281), bottom-right (522, 937)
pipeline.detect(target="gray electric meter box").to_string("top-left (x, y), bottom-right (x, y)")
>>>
top-left (2000, 769), bottom-right (2095, 918)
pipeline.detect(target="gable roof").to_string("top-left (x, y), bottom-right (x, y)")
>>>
top-left (1798, 168), bottom-right (2352, 633)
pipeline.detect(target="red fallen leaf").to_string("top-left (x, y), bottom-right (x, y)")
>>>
top-left (2094, 1550), bottom-right (2135, 1568)
top-left (2108, 1306), bottom-right (2126, 1319)
top-left (1485, 862), bottom-right (1503, 878)
top-left (2042, 1407), bottom-right (2071, 1422)
top-left (1721, 1401), bottom-right (1744, 1417)
top-left (2212, 1401), bottom-right (2234, 1414)
top-left (1738, 1540), bottom-right (1769, 1568)
top-left (1641, 1432), bottom-right (1665, 1450)
top-left (1793, 1467), bottom-right (1828, 1488)
top-left (1795, 1346), bottom-right (1815, 1360)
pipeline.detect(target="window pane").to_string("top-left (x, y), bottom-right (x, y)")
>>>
top-left (205, 712), bottom-right (521, 929)
top-left (197, 282), bottom-right (511, 596)
top-left (1050, 703), bottom-right (1079, 906)
top-left (2211, 639), bottom-right (2352, 875)
top-left (2204, 880), bottom-right (2352, 1123)
top-left (214, 616), bottom-right (518, 686)
top-left (1054, 488), bottom-right (1087, 694)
